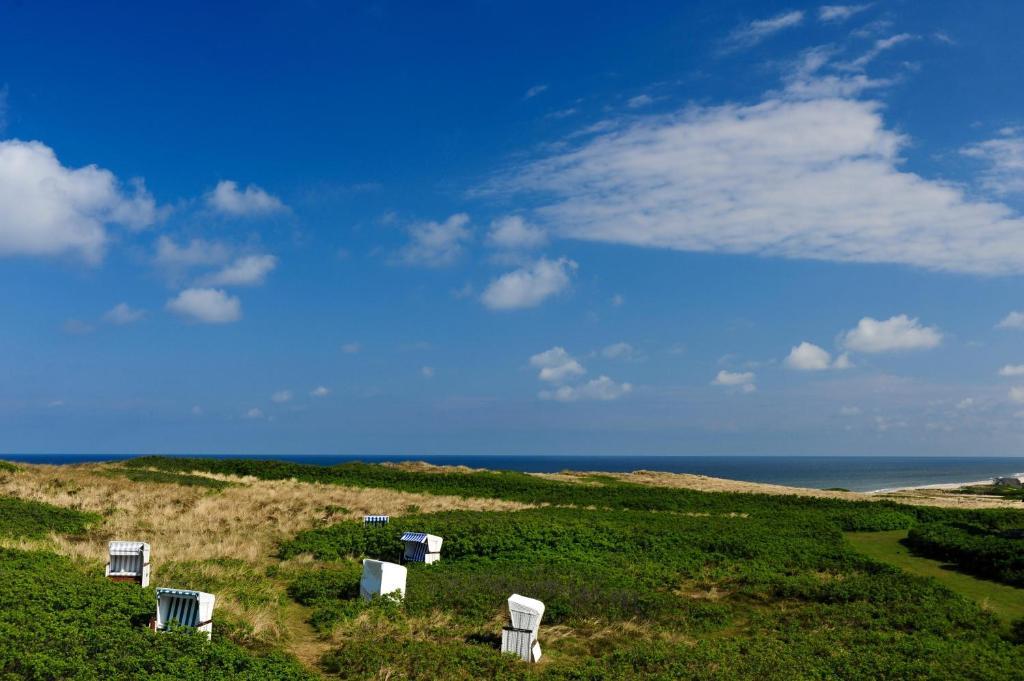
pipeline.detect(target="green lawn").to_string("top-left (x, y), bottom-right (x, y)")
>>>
top-left (846, 530), bottom-right (1024, 624)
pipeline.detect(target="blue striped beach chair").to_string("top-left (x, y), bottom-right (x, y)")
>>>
top-left (151, 588), bottom-right (216, 639)
top-left (400, 532), bottom-right (443, 564)
top-left (363, 515), bottom-right (390, 527)
top-left (105, 541), bottom-right (151, 587)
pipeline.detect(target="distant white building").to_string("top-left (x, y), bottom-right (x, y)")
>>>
top-left (105, 541), bottom-right (150, 587)
top-left (400, 532), bottom-right (443, 564)
top-left (152, 588), bottom-right (215, 639)
top-left (360, 559), bottom-right (407, 601)
top-left (501, 594), bottom-right (544, 663)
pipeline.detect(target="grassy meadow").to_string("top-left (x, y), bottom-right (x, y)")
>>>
top-left (0, 457), bottom-right (1023, 679)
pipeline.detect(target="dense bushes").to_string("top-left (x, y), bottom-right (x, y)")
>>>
top-left (906, 521), bottom-right (1024, 586)
top-left (0, 496), bottom-right (98, 538)
top-left (0, 548), bottom-right (316, 680)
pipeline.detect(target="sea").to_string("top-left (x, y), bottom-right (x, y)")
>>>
top-left (3, 454), bottom-right (1023, 493)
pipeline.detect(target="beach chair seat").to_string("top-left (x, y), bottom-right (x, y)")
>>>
top-left (501, 594), bottom-right (545, 663)
top-left (151, 588), bottom-right (215, 639)
top-left (105, 541), bottom-right (151, 587)
top-left (360, 559), bottom-right (407, 601)
top-left (400, 532), bottom-right (443, 564)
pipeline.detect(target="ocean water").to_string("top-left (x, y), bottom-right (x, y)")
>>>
top-left (3, 454), bottom-right (1023, 493)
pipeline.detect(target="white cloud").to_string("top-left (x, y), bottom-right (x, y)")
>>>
top-left (999, 365), bottom-right (1024, 377)
top-left (610, 294), bottom-right (625, 307)
top-left (845, 33), bottom-right (916, 70)
top-left (712, 370), bottom-right (756, 393)
top-left (200, 254), bottom-right (278, 287)
top-left (191, 405), bottom-right (203, 416)
top-left (539, 375), bottom-right (632, 402)
top-left (271, 390), bottom-right (293, 404)
top-left (997, 311), bottom-right (1024, 329)
top-left (341, 342), bottom-right (361, 354)
top-left (0, 140), bottom-right (158, 262)
top-left (962, 130), bottom-right (1024, 196)
top-left (244, 407), bottom-right (265, 419)
top-left (206, 180), bottom-right (286, 216)
top-left (421, 366), bottom-right (435, 378)
top-left (524, 84), bottom-right (548, 99)
top-left (839, 405), bottom-right (862, 416)
top-left (311, 386), bottom-right (330, 397)
top-left (103, 303), bottom-right (146, 325)
top-left (481, 257), bottom-right (577, 310)
top-left (486, 216), bottom-right (548, 250)
top-left (627, 94), bottom-right (654, 109)
top-left (818, 4), bottom-right (871, 22)
top-left (1010, 387), bottom-right (1024, 404)
top-left (841, 315), bottom-right (942, 353)
top-left (723, 10), bottom-right (804, 52)
top-left (784, 342), bottom-right (832, 370)
top-left (601, 342), bottom-right (635, 360)
top-left (530, 346), bottom-right (585, 383)
top-left (166, 288), bottom-right (242, 324)
top-left (154, 236), bottom-right (231, 269)
top-left (784, 341), bottom-right (852, 370)
top-left (496, 85), bottom-right (1024, 275)
top-left (956, 398), bottom-right (975, 410)
top-left (396, 213), bottom-right (472, 267)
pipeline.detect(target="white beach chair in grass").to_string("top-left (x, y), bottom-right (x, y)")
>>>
top-left (151, 588), bottom-right (215, 639)
top-left (105, 541), bottom-right (151, 587)
top-left (363, 515), bottom-right (390, 526)
top-left (400, 532), bottom-right (443, 564)
top-left (359, 559), bottom-right (407, 601)
top-left (501, 594), bottom-right (544, 663)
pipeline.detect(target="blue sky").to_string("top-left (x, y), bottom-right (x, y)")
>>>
top-left (2, 1), bottom-right (1024, 455)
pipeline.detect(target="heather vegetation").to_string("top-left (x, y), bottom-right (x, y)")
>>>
top-left (906, 520), bottom-right (1024, 587)
top-left (1, 457), bottom-right (1024, 679)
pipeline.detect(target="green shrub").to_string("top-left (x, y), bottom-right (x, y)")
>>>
top-left (0, 496), bottom-right (98, 538)
top-left (906, 521), bottom-right (1024, 586)
top-left (0, 548), bottom-right (315, 680)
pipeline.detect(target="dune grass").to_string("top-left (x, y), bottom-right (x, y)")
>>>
top-left (846, 530), bottom-right (1024, 624)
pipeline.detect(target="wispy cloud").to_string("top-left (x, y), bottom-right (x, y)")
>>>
top-left (395, 213), bottom-right (472, 267)
top-left (493, 81), bottom-right (1024, 275)
top-left (103, 303), bottom-right (146, 325)
top-left (962, 128), bottom-right (1024, 196)
top-left (722, 10), bottom-right (804, 53)
top-left (818, 4), bottom-right (871, 23)
top-left (524, 84), bottom-right (548, 100)
top-left (206, 180), bottom-right (286, 217)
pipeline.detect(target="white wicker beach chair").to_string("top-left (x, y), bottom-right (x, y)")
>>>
top-left (105, 541), bottom-right (151, 587)
top-left (363, 515), bottom-right (390, 526)
top-left (400, 532), bottom-right (443, 564)
top-left (151, 588), bottom-right (215, 639)
top-left (360, 559), bottom-right (407, 601)
top-left (501, 594), bottom-right (544, 662)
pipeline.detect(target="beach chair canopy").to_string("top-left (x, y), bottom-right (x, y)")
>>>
top-left (106, 541), bottom-right (149, 575)
top-left (400, 532), bottom-right (443, 552)
top-left (360, 559), bottom-right (407, 601)
top-left (154, 588), bottom-right (215, 637)
top-left (363, 515), bottom-right (390, 525)
top-left (508, 594), bottom-right (545, 633)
